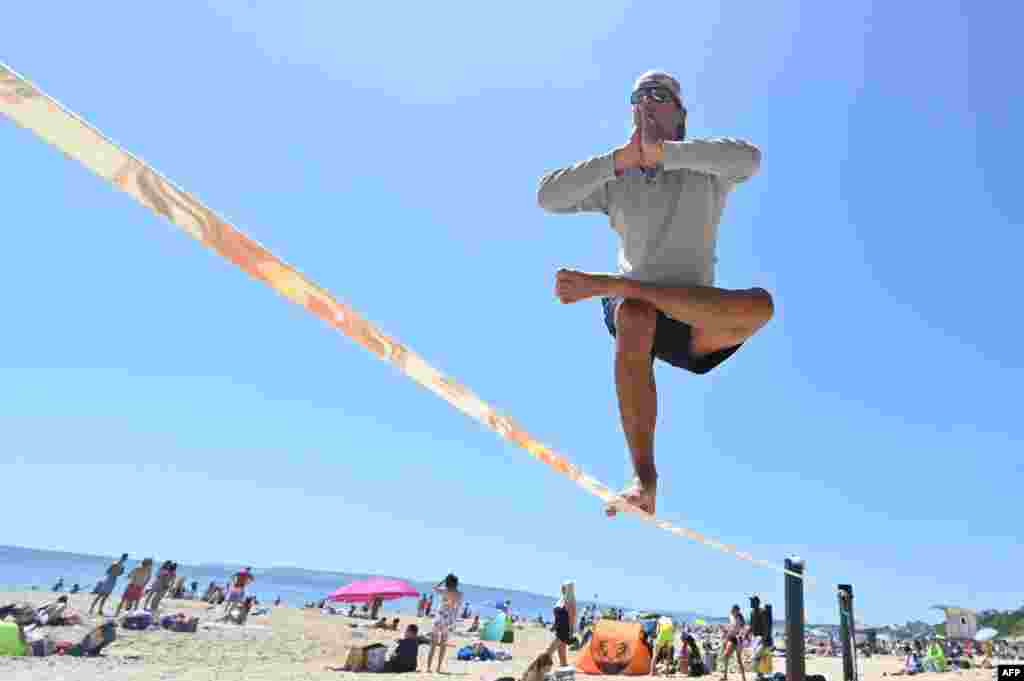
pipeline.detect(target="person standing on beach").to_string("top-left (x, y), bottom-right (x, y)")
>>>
top-left (88, 553), bottom-right (128, 617)
top-left (426, 573), bottom-right (463, 673)
top-left (720, 605), bottom-right (747, 681)
top-left (537, 70), bottom-right (769, 517)
top-left (223, 567), bottom-right (255, 617)
top-left (115, 557), bottom-right (153, 616)
top-left (145, 560), bottom-right (175, 613)
top-left (548, 580), bottom-right (578, 667)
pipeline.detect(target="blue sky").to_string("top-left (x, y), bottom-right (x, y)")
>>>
top-left (2, 2), bottom-right (1020, 626)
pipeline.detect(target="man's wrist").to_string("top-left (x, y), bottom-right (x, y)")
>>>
top-left (643, 142), bottom-right (665, 166)
top-left (613, 146), bottom-right (631, 175)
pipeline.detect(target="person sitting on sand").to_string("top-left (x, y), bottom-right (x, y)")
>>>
top-left (70, 584), bottom-right (80, 594)
top-left (116, 557), bottom-right (153, 617)
top-left (371, 617), bottom-right (389, 629)
top-left (468, 614), bottom-right (480, 633)
top-left (898, 645), bottom-right (922, 675)
top-left (34, 596), bottom-right (70, 626)
top-left (88, 553), bottom-right (128, 617)
top-left (384, 623), bottom-right (423, 673)
top-left (924, 640), bottom-right (947, 672)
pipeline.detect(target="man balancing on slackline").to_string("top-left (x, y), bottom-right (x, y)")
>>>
top-left (537, 71), bottom-right (773, 517)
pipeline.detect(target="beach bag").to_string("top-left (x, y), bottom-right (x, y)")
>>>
top-left (0, 621), bottom-right (28, 657)
top-left (458, 645), bottom-right (475, 660)
top-left (30, 637), bottom-right (56, 657)
top-left (122, 612), bottom-right (152, 630)
top-left (365, 644), bottom-right (388, 672)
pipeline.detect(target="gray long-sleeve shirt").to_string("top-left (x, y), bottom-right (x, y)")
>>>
top-left (537, 138), bottom-right (761, 287)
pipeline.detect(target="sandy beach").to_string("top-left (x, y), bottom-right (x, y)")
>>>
top-left (0, 591), bottom-right (1007, 681)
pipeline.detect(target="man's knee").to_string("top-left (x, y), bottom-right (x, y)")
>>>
top-left (615, 299), bottom-right (657, 351)
top-left (749, 287), bottom-right (774, 326)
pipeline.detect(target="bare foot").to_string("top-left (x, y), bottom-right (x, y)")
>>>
top-left (605, 478), bottom-right (657, 517)
top-left (555, 269), bottom-right (620, 304)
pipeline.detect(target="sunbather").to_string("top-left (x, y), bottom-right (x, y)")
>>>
top-left (35, 596), bottom-right (69, 626)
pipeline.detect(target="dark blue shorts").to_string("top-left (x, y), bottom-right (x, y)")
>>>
top-left (601, 297), bottom-right (743, 375)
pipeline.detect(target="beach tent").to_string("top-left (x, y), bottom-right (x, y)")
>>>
top-left (479, 612), bottom-right (507, 642)
top-left (327, 577), bottom-right (419, 604)
top-left (932, 606), bottom-right (977, 640)
top-left (576, 620), bottom-right (652, 675)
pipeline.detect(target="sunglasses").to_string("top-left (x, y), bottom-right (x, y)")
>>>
top-left (630, 86), bottom-right (676, 105)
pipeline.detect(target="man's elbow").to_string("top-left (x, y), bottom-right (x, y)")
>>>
top-left (537, 184), bottom-right (567, 213)
top-left (733, 141), bottom-right (762, 182)
top-left (746, 144), bottom-right (762, 178)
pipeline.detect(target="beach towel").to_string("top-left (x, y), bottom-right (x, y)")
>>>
top-left (457, 643), bottom-right (497, 661)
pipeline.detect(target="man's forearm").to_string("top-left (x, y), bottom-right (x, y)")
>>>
top-left (660, 138), bottom-right (761, 181)
top-left (537, 151), bottom-right (616, 212)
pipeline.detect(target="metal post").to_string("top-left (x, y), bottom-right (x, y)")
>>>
top-left (838, 584), bottom-right (857, 681)
top-left (785, 557), bottom-right (806, 681)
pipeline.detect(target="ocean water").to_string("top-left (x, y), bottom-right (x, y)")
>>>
top-left (0, 545), bottom-right (704, 623)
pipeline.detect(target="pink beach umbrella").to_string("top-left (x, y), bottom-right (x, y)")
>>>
top-left (328, 577), bottom-right (420, 604)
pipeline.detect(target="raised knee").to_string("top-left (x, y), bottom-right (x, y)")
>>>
top-left (750, 287), bottom-right (774, 325)
top-left (615, 299), bottom-right (657, 347)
